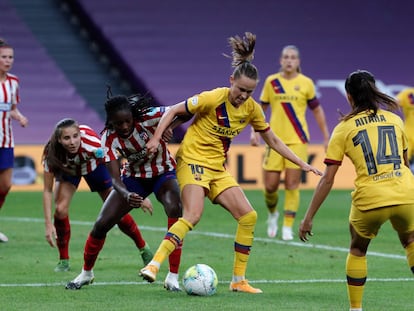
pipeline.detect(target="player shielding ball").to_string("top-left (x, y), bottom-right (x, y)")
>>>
top-left (299, 70), bottom-right (414, 311)
top-left (140, 32), bottom-right (322, 294)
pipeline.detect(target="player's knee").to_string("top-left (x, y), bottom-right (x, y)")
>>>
top-left (162, 195), bottom-right (183, 218)
top-left (238, 210), bottom-right (258, 226)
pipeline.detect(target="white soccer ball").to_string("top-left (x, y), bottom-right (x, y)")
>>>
top-left (182, 264), bottom-right (218, 296)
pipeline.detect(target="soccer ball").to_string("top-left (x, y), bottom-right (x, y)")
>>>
top-left (182, 264), bottom-right (218, 296)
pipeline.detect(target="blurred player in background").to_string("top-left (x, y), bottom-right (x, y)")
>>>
top-left (42, 118), bottom-right (152, 272)
top-left (140, 32), bottom-right (322, 294)
top-left (251, 45), bottom-right (329, 240)
top-left (299, 70), bottom-right (414, 311)
top-left (396, 87), bottom-right (414, 171)
top-left (0, 38), bottom-right (28, 242)
top-left (66, 93), bottom-right (183, 291)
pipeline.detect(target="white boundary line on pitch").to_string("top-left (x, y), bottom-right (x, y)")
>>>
top-left (1, 216), bottom-right (406, 260)
top-left (0, 278), bottom-right (413, 288)
top-left (0, 216), bottom-right (411, 288)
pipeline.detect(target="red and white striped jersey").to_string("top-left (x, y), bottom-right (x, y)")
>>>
top-left (44, 125), bottom-right (104, 176)
top-left (101, 107), bottom-right (176, 178)
top-left (0, 73), bottom-right (19, 147)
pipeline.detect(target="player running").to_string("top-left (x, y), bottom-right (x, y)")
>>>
top-left (140, 32), bottom-right (322, 294)
top-left (66, 92), bottom-right (183, 291)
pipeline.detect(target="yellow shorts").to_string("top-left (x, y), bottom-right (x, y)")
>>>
top-left (349, 203), bottom-right (414, 239)
top-left (176, 158), bottom-right (239, 202)
top-left (262, 143), bottom-right (308, 171)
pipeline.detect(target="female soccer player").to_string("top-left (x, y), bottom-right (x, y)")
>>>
top-left (0, 38), bottom-right (28, 242)
top-left (251, 45), bottom-right (329, 240)
top-left (396, 87), bottom-right (414, 169)
top-left (66, 93), bottom-right (183, 291)
top-left (299, 70), bottom-right (414, 311)
top-left (42, 118), bottom-right (152, 272)
top-left (140, 32), bottom-right (322, 294)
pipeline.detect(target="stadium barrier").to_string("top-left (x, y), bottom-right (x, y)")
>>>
top-left (12, 144), bottom-right (356, 191)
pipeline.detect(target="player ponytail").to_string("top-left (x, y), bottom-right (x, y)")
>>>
top-left (0, 38), bottom-right (12, 49)
top-left (224, 32), bottom-right (259, 82)
top-left (342, 70), bottom-right (399, 121)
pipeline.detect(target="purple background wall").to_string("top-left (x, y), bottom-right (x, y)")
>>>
top-left (2, 0), bottom-right (414, 144)
top-left (0, 1), bottom-right (104, 144)
top-left (76, 0), bottom-right (414, 144)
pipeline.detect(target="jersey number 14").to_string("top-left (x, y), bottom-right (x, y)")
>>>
top-left (353, 125), bottom-right (401, 175)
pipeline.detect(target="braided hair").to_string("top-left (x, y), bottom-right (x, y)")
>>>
top-left (103, 86), bottom-right (155, 131)
top-left (225, 32), bottom-right (258, 81)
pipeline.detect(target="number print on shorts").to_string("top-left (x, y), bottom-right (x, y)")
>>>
top-left (352, 125), bottom-right (401, 175)
top-left (188, 164), bottom-right (204, 181)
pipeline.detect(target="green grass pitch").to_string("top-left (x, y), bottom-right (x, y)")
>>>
top-left (0, 190), bottom-right (412, 310)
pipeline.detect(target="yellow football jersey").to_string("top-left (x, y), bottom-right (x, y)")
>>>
top-left (260, 73), bottom-right (318, 144)
top-left (396, 88), bottom-right (414, 132)
top-left (396, 88), bottom-right (414, 158)
top-left (325, 109), bottom-right (414, 210)
top-left (176, 87), bottom-right (269, 171)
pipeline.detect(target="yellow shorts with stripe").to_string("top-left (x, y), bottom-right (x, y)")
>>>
top-left (176, 158), bottom-right (239, 202)
top-left (349, 203), bottom-right (414, 239)
top-left (262, 143), bottom-right (308, 171)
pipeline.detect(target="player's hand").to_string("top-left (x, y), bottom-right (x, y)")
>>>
top-left (127, 192), bottom-right (144, 208)
top-left (146, 137), bottom-right (160, 155)
top-left (298, 219), bottom-right (313, 242)
top-left (250, 129), bottom-right (261, 146)
top-left (45, 224), bottom-right (57, 247)
top-left (302, 163), bottom-right (323, 176)
top-left (19, 115), bottom-right (28, 127)
top-left (141, 198), bottom-right (153, 216)
top-left (162, 128), bottom-right (173, 143)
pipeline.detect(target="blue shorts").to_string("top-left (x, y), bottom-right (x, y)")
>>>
top-left (122, 170), bottom-right (177, 198)
top-left (59, 163), bottom-right (112, 192)
top-left (0, 148), bottom-right (14, 170)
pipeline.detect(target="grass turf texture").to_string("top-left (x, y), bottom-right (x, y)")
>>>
top-left (0, 190), bottom-right (412, 310)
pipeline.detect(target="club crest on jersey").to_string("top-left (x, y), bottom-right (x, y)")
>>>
top-left (139, 132), bottom-right (149, 141)
top-left (193, 173), bottom-right (202, 181)
top-left (294, 85), bottom-right (300, 91)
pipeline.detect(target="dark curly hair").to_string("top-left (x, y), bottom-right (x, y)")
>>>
top-left (103, 86), bottom-right (155, 131)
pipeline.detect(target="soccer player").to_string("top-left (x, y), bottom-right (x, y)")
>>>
top-left (0, 38), bottom-right (28, 242)
top-left (42, 118), bottom-right (153, 272)
top-left (66, 93), bottom-right (183, 291)
top-left (140, 32), bottom-right (322, 294)
top-left (299, 70), bottom-right (414, 311)
top-left (251, 45), bottom-right (329, 240)
top-left (395, 87), bottom-right (414, 170)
